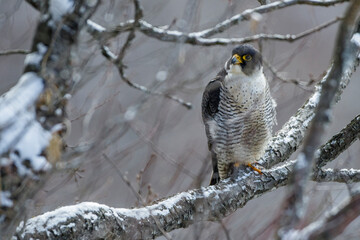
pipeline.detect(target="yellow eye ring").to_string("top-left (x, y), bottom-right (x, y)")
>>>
top-left (243, 54), bottom-right (252, 61)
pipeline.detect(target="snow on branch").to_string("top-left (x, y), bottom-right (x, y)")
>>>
top-left (15, 164), bottom-right (292, 239)
top-left (112, 17), bottom-right (341, 46)
top-left (314, 168), bottom-right (360, 183)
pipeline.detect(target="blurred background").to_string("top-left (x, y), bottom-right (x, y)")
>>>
top-left (1, 0), bottom-right (359, 239)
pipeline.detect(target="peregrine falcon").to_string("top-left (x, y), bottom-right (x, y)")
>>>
top-left (202, 44), bottom-right (276, 185)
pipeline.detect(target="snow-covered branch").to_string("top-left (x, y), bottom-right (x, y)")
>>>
top-left (314, 168), bottom-right (360, 183)
top-left (316, 114), bottom-right (360, 168)
top-left (15, 164), bottom-right (292, 239)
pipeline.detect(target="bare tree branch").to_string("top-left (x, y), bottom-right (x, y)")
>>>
top-left (102, 153), bottom-right (173, 240)
top-left (188, 0), bottom-right (348, 38)
top-left (100, 46), bottom-right (192, 109)
top-left (102, 9), bottom-right (341, 46)
top-left (277, 1), bottom-right (360, 237)
top-left (285, 193), bottom-right (360, 240)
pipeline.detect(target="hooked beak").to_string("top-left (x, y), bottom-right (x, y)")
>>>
top-left (231, 54), bottom-right (243, 65)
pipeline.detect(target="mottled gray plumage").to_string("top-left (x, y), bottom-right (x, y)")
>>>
top-left (202, 45), bottom-right (276, 185)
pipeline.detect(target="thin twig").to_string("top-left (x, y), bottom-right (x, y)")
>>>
top-left (287, 193), bottom-right (360, 240)
top-left (263, 58), bottom-right (315, 91)
top-left (102, 153), bottom-right (173, 240)
top-left (189, 0), bottom-right (347, 38)
top-left (0, 49), bottom-right (30, 56)
top-left (220, 220), bottom-right (233, 240)
top-left (101, 46), bottom-right (192, 109)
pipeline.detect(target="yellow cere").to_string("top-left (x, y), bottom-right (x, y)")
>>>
top-left (233, 54), bottom-right (243, 64)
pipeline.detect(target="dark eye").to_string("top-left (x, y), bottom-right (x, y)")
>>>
top-left (243, 54), bottom-right (252, 61)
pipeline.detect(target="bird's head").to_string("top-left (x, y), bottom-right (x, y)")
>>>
top-left (225, 44), bottom-right (263, 76)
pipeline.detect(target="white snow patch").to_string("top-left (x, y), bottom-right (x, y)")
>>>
top-left (0, 72), bottom-right (44, 128)
top-left (0, 157), bottom-right (11, 166)
top-left (0, 191), bottom-right (13, 207)
top-left (141, 20), bottom-right (182, 37)
top-left (87, 20), bottom-right (105, 32)
top-left (124, 105), bottom-right (138, 121)
top-left (49, 0), bottom-right (74, 21)
top-left (156, 70), bottom-right (167, 82)
top-left (250, 12), bottom-right (262, 22)
top-left (118, 208), bottom-right (150, 219)
top-left (63, 93), bottom-right (72, 100)
top-left (351, 33), bottom-right (360, 47)
top-left (302, 112), bottom-right (315, 128)
top-left (22, 202), bottom-right (109, 236)
top-left (12, 120), bottom-right (52, 174)
top-left (0, 110), bottom-right (34, 156)
top-left (308, 90), bottom-right (320, 108)
top-left (295, 153), bottom-right (307, 170)
top-left (283, 127), bottom-right (298, 143)
top-left (24, 43), bottom-right (47, 66)
top-left (117, 192), bottom-right (193, 220)
top-left (55, 108), bottom-right (62, 116)
top-left (51, 123), bottom-right (64, 133)
top-left (83, 211), bottom-right (99, 222)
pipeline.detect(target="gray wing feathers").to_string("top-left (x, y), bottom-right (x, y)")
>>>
top-left (202, 69), bottom-right (226, 185)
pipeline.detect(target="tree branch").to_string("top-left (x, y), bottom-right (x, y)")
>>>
top-left (315, 114), bottom-right (360, 168)
top-left (100, 2), bottom-right (343, 46)
top-left (277, 1), bottom-right (360, 237)
top-left (314, 168), bottom-right (360, 183)
top-left (15, 164), bottom-right (291, 239)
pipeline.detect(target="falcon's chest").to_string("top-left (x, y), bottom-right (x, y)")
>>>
top-left (222, 70), bottom-right (267, 109)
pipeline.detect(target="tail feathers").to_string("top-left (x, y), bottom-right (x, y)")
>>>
top-left (210, 152), bottom-right (220, 185)
top-left (209, 171), bottom-right (220, 185)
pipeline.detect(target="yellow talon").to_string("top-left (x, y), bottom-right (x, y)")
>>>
top-left (233, 162), bottom-right (241, 168)
top-left (247, 163), bottom-right (263, 175)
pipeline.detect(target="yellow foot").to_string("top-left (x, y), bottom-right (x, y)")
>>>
top-left (233, 162), bottom-right (241, 168)
top-left (247, 163), bottom-right (263, 175)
